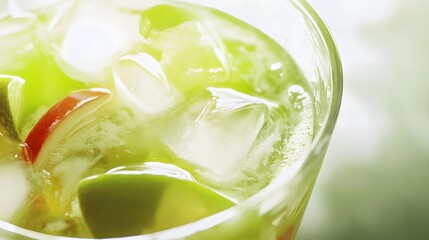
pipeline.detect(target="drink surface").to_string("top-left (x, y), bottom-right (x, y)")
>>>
top-left (0, 0), bottom-right (315, 238)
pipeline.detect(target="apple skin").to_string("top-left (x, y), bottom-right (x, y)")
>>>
top-left (78, 169), bottom-right (235, 238)
top-left (22, 89), bottom-right (111, 164)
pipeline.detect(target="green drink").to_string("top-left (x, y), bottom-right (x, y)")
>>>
top-left (0, 0), bottom-right (342, 239)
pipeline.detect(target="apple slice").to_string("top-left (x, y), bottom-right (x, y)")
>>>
top-left (22, 88), bottom-right (112, 166)
top-left (78, 163), bottom-right (235, 238)
top-left (0, 75), bottom-right (25, 141)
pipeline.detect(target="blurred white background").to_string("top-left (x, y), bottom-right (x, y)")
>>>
top-left (298, 0), bottom-right (429, 239)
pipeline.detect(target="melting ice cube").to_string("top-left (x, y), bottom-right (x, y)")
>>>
top-left (0, 162), bottom-right (29, 221)
top-left (0, 0), bottom-right (37, 41)
top-left (162, 88), bottom-right (277, 177)
top-left (50, 0), bottom-right (141, 83)
top-left (0, 14), bottom-right (35, 37)
top-left (113, 53), bottom-right (182, 117)
top-left (142, 18), bottom-right (230, 93)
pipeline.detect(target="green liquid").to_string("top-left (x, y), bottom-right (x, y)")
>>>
top-left (0, 0), bottom-right (315, 238)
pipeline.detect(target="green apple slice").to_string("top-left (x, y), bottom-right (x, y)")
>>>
top-left (0, 75), bottom-right (25, 141)
top-left (78, 163), bottom-right (235, 238)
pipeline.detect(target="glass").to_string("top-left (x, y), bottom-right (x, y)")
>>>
top-left (0, 0), bottom-right (342, 239)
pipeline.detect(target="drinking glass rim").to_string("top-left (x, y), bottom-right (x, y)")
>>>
top-left (0, 0), bottom-right (342, 239)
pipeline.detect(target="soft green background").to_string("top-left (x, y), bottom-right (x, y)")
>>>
top-left (298, 0), bottom-right (429, 239)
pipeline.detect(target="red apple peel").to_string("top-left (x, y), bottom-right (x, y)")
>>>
top-left (22, 89), bottom-right (112, 165)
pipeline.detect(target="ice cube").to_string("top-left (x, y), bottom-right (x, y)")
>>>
top-left (162, 87), bottom-right (277, 178)
top-left (49, 0), bottom-right (142, 83)
top-left (113, 53), bottom-right (182, 118)
top-left (0, 162), bottom-right (29, 221)
top-left (141, 17), bottom-right (230, 94)
top-left (0, 0), bottom-right (37, 37)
